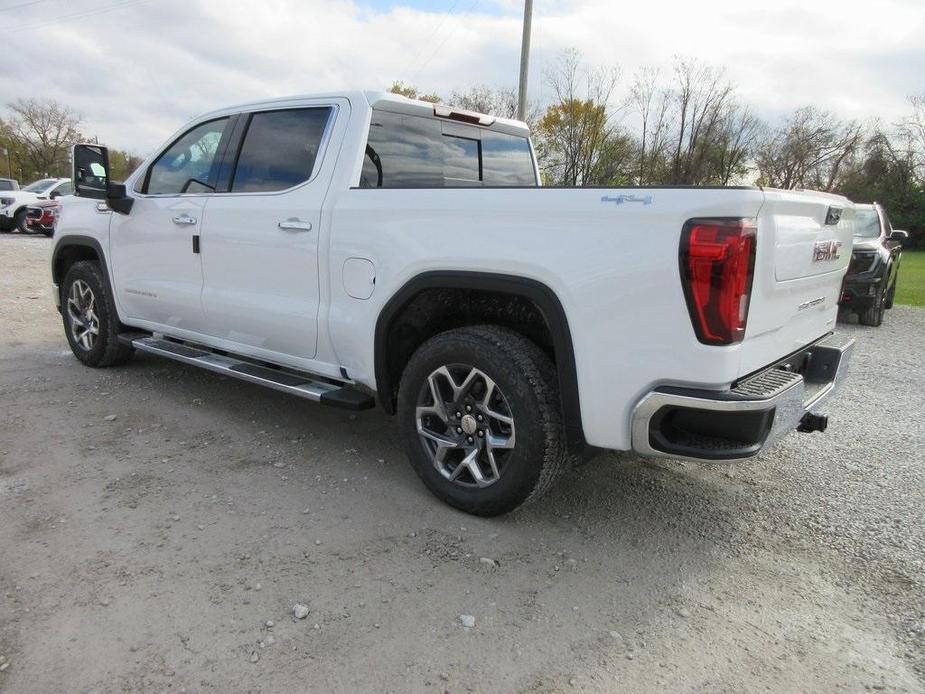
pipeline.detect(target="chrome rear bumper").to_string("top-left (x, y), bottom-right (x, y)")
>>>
top-left (631, 333), bottom-right (854, 461)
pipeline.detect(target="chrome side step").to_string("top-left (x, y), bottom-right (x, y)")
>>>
top-left (119, 334), bottom-right (375, 411)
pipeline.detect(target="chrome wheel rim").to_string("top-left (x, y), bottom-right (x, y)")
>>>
top-left (67, 279), bottom-right (99, 351)
top-left (415, 364), bottom-right (516, 488)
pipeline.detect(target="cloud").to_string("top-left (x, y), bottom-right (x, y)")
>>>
top-left (0, 0), bottom-right (921, 154)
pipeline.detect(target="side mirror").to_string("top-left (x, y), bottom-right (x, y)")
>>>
top-left (889, 230), bottom-right (909, 242)
top-left (72, 143), bottom-right (133, 214)
top-left (73, 143), bottom-right (109, 199)
top-left (50, 190), bottom-right (61, 199)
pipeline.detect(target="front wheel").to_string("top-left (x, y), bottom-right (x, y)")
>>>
top-left (13, 209), bottom-right (28, 233)
top-left (397, 326), bottom-right (567, 516)
top-left (884, 276), bottom-right (897, 310)
top-left (61, 261), bottom-right (134, 367)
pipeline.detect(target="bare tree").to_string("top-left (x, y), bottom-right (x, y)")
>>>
top-left (666, 58), bottom-right (739, 184)
top-left (899, 92), bottom-right (925, 178)
top-left (535, 49), bottom-right (624, 186)
top-left (448, 85), bottom-right (541, 127)
top-left (756, 107), bottom-right (863, 191)
top-left (629, 67), bottom-right (671, 184)
top-left (2, 98), bottom-right (83, 178)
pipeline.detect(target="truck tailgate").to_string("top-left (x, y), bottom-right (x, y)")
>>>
top-left (740, 188), bottom-right (854, 376)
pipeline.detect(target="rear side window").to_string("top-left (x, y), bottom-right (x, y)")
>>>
top-left (0, 180), bottom-right (14, 191)
top-left (231, 107), bottom-right (332, 193)
top-left (146, 118), bottom-right (229, 195)
top-left (361, 110), bottom-right (536, 188)
top-left (482, 131), bottom-right (536, 185)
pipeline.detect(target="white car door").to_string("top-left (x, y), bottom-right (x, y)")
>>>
top-left (110, 117), bottom-right (232, 333)
top-left (199, 103), bottom-right (341, 362)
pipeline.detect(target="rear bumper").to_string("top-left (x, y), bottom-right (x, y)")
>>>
top-left (631, 333), bottom-right (854, 461)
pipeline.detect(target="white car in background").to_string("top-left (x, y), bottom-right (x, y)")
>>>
top-left (0, 177), bottom-right (73, 233)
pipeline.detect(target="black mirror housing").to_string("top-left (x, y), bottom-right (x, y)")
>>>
top-left (73, 143), bottom-right (109, 200)
top-left (72, 143), bottom-right (133, 214)
top-left (107, 182), bottom-right (133, 215)
top-left (889, 230), bottom-right (909, 242)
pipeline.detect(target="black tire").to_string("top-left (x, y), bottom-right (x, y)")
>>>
top-left (61, 260), bottom-right (134, 367)
top-left (858, 287), bottom-right (885, 327)
top-left (884, 276), bottom-right (897, 310)
top-left (13, 209), bottom-right (28, 233)
top-left (397, 325), bottom-right (567, 516)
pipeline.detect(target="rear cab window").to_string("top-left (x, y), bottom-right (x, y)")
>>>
top-left (361, 110), bottom-right (536, 188)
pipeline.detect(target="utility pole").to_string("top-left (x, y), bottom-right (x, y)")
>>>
top-left (1, 147), bottom-right (10, 179)
top-left (517, 0), bottom-right (533, 122)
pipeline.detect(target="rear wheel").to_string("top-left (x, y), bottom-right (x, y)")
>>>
top-left (858, 287), bottom-right (885, 327)
top-left (61, 261), bottom-right (134, 367)
top-left (397, 326), bottom-right (567, 516)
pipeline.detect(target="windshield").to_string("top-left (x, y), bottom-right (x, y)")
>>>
top-left (23, 179), bottom-right (57, 193)
top-left (854, 209), bottom-right (881, 238)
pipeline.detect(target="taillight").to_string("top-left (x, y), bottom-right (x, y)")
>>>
top-left (680, 218), bottom-right (756, 345)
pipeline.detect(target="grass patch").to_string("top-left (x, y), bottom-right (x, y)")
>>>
top-left (895, 250), bottom-right (925, 307)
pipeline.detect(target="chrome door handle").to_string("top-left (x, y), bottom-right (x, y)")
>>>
top-left (278, 218), bottom-right (312, 232)
top-left (172, 214), bottom-right (197, 226)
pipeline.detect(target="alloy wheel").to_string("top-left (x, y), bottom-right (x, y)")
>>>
top-left (66, 279), bottom-right (100, 351)
top-left (415, 364), bottom-right (516, 488)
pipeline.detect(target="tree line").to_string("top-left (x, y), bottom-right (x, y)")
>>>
top-left (3, 50), bottom-right (922, 247)
top-left (0, 99), bottom-right (141, 184)
top-left (395, 50), bottom-right (925, 247)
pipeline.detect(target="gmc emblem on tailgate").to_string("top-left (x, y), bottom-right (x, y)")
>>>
top-left (813, 240), bottom-right (842, 262)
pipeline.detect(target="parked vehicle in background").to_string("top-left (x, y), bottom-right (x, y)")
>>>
top-left (839, 203), bottom-right (906, 326)
top-left (25, 199), bottom-right (60, 236)
top-left (0, 178), bottom-right (19, 191)
top-left (52, 91), bottom-right (856, 516)
top-left (0, 177), bottom-right (73, 232)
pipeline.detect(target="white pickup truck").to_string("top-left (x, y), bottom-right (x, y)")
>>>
top-left (52, 90), bottom-right (855, 515)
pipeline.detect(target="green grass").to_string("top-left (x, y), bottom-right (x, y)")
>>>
top-left (895, 250), bottom-right (925, 307)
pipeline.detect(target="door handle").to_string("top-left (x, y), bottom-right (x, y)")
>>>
top-left (172, 214), bottom-right (197, 226)
top-left (278, 218), bottom-right (312, 232)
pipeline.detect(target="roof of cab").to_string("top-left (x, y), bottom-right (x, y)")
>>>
top-left (196, 90), bottom-right (531, 138)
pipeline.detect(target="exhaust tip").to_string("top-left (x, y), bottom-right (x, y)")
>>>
top-left (798, 412), bottom-right (828, 434)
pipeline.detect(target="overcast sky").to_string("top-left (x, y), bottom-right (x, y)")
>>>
top-left (1, 0), bottom-right (923, 155)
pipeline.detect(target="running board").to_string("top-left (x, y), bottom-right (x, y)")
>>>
top-left (119, 335), bottom-right (374, 411)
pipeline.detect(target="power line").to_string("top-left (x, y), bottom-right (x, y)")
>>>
top-left (0, 0), bottom-right (57, 12)
top-left (12, 0), bottom-right (152, 31)
top-left (410, 0), bottom-right (482, 83)
top-left (401, 0), bottom-right (462, 81)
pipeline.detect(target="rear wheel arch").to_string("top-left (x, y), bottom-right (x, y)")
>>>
top-left (374, 271), bottom-right (584, 450)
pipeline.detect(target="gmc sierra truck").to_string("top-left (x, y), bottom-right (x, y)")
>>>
top-left (52, 91), bottom-right (856, 516)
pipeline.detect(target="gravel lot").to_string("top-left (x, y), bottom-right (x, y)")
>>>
top-left (1, 234), bottom-right (923, 693)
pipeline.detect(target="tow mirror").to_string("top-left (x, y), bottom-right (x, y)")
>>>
top-left (72, 143), bottom-right (133, 214)
top-left (889, 229), bottom-right (909, 242)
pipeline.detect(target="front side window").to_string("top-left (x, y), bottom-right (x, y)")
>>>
top-left (54, 181), bottom-right (74, 196)
top-left (231, 107), bottom-right (332, 193)
top-left (145, 118), bottom-right (229, 195)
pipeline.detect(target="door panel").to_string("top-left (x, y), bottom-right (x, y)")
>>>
top-left (200, 196), bottom-right (321, 358)
top-left (110, 197), bottom-right (206, 329)
top-left (199, 105), bottom-right (337, 360)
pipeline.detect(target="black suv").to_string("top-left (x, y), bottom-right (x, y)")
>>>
top-left (839, 203), bottom-right (907, 326)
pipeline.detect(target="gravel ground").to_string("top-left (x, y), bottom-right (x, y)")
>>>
top-left (0, 234), bottom-right (923, 693)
